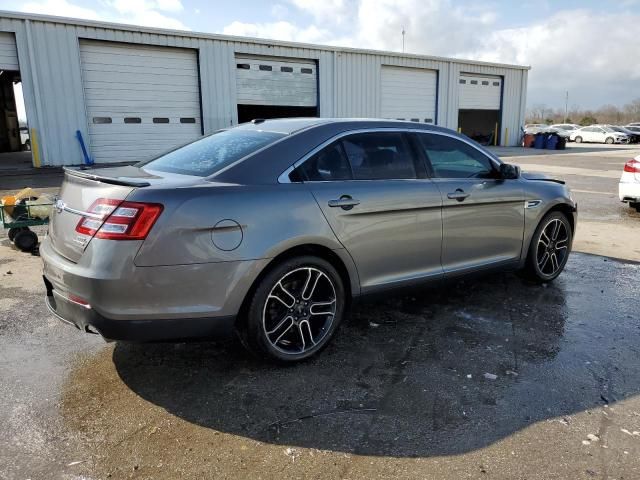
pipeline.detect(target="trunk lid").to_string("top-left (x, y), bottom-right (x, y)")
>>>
top-left (49, 166), bottom-right (196, 263)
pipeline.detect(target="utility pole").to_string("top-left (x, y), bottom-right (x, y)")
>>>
top-left (564, 91), bottom-right (569, 122)
top-left (402, 27), bottom-right (405, 53)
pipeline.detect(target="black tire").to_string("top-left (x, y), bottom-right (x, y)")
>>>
top-left (13, 229), bottom-right (38, 252)
top-left (523, 212), bottom-right (573, 283)
top-left (238, 255), bottom-right (346, 363)
top-left (8, 227), bottom-right (27, 242)
top-left (631, 202), bottom-right (640, 213)
top-left (574, 136), bottom-right (582, 143)
top-left (605, 137), bottom-right (614, 145)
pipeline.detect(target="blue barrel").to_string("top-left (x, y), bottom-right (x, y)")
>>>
top-left (534, 134), bottom-right (546, 149)
top-left (545, 134), bottom-right (559, 150)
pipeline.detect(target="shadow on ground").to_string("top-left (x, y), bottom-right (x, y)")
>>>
top-left (98, 253), bottom-right (640, 458)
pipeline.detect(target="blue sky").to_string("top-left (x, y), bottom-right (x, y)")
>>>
top-left (1, 0), bottom-right (639, 110)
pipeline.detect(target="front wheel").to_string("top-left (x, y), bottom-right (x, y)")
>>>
top-left (523, 212), bottom-right (572, 282)
top-left (630, 202), bottom-right (640, 213)
top-left (238, 255), bottom-right (346, 363)
top-left (574, 136), bottom-right (583, 143)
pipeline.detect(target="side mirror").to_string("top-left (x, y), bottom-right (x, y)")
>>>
top-left (499, 163), bottom-right (519, 180)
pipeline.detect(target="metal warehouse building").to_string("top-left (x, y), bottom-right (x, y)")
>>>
top-left (0, 11), bottom-right (529, 167)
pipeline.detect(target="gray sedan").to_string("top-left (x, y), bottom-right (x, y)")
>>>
top-left (42, 119), bottom-right (577, 362)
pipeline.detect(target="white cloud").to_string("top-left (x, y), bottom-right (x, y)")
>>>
top-left (21, 0), bottom-right (188, 30)
top-left (223, 20), bottom-right (331, 44)
top-left (22, 0), bottom-right (100, 20)
top-left (221, 0), bottom-right (640, 107)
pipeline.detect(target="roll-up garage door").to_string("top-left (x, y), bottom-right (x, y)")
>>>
top-left (0, 32), bottom-right (19, 70)
top-left (235, 56), bottom-right (317, 107)
top-left (459, 75), bottom-right (502, 110)
top-left (80, 40), bottom-right (202, 164)
top-left (380, 66), bottom-right (437, 124)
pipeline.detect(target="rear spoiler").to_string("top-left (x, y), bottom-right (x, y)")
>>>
top-left (63, 167), bottom-right (151, 187)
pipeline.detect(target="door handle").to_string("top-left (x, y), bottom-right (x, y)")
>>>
top-left (328, 196), bottom-right (360, 210)
top-left (447, 189), bottom-right (470, 201)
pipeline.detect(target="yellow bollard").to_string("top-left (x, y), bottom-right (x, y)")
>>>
top-left (494, 123), bottom-right (498, 146)
top-left (30, 128), bottom-right (41, 168)
top-left (504, 127), bottom-right (509, 147)
top-left (457, 127), bottom-right (461, 133)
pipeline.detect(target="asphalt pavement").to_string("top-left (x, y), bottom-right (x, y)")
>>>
top-left (1, 144), bottom-right (639, 479)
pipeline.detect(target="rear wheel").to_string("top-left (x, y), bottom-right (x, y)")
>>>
top-left (630, 202), bottom-right (640, 212)
top-left (605, 137), bottom-right (614, 144)
top-left (13, 229), bottom-right (38, 252)
top-left (574, 136), bottom-right (583, 143)
top-left (238, 255), bottom-right (345, 363)
top-left (523, 212), bottom-right (572, 282)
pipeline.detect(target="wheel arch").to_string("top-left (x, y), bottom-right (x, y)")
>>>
top-left (236, 243), bottom-right (359, 328)
top-left (521, 200), bottom-right (576, 268)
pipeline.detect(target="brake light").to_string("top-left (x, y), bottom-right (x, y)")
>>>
top-left (623, 159), bottom-right (640, 173)
top-left (75, 198), bottom-right (163, 240)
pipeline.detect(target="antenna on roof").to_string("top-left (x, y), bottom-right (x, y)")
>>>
top-left (401, 27), bottom-right (405, 53)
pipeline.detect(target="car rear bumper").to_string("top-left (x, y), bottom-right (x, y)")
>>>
top-left (619, 178), bottom-right (640, 202)
top-left (44, 276), bottom-right (235, 341)
top-left (40, 235), bottom-right (269, 341)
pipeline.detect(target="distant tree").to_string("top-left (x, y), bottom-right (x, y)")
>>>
top-left (545, 118), bottom-right (554, 125)
top-left (564, 118), bottom-right (572, 123)
top-left (579, 116), bottom-right (597, 126)
top-left (624, 98), bottom-right (640, 122)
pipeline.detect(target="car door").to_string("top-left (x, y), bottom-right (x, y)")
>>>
top-left (414, 132), bottom-right (524, 275)
top-left (295, 130), bottom-right (443, 292)
top-left (593, 127), bottom-right (606, 143)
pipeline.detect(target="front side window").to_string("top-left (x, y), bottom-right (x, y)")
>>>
top-left (139, 129), bottom-right (286, 177)
top-left (417, 133), bottom-right (496, 179)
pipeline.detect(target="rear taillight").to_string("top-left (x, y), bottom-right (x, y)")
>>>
top-left (75, 198), bottom-right (163, 240)
top-left (624, 159), bottom-right (640, 173)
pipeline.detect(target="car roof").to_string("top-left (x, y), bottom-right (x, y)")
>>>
top-left (233, 117), bottom-right (452, 136)
top-left (214, 118), bottom-right (476, 183)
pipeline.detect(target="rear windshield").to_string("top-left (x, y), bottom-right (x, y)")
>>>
top-left (138, 129), bottom-right (286, 177)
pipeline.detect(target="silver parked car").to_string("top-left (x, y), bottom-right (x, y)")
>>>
top-left (42, 119), bottom-right (577, 362)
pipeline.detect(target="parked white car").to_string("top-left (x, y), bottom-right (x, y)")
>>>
top-left (570, 125), bottom-right (630, 144)
top-left (619, 155), bottom-right (640, 212)
top-left (551, 123), bottom-right (580, 132)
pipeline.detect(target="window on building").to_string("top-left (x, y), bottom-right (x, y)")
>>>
top-left (153, 117), bottom-right (170, 124)
top-left (93, 117), bottom-right (112, 124)
top-left (280, 66), bottom-right (293, 72)
top-left (259, 65), bottom-right (272, 71)
top-left (124, 117), bottom-right (141, 124)
top-left (236, 63), bottom-right (250, 69)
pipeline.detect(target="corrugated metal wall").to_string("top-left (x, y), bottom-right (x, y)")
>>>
top-left (0, 13), bottom-right (529, 167)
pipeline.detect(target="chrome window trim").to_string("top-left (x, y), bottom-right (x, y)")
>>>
top-left (277, 127), bottom-right (501, 184)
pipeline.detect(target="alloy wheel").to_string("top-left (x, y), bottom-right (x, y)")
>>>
top-left (536, 218), bottom-right (569, 277)
top-left (262, 267), bottom-right (337, 355)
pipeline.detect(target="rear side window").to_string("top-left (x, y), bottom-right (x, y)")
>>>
top-left (297, 132), bottom-right (418, 181)
top-left (138, 129), bottom-right (285, 177)
top-left (341, 132), bottom-right (417, 180)
top-left (299, 142), bottom-right (352, 181)
top-left (417, 133), bottom-right (495, 179)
